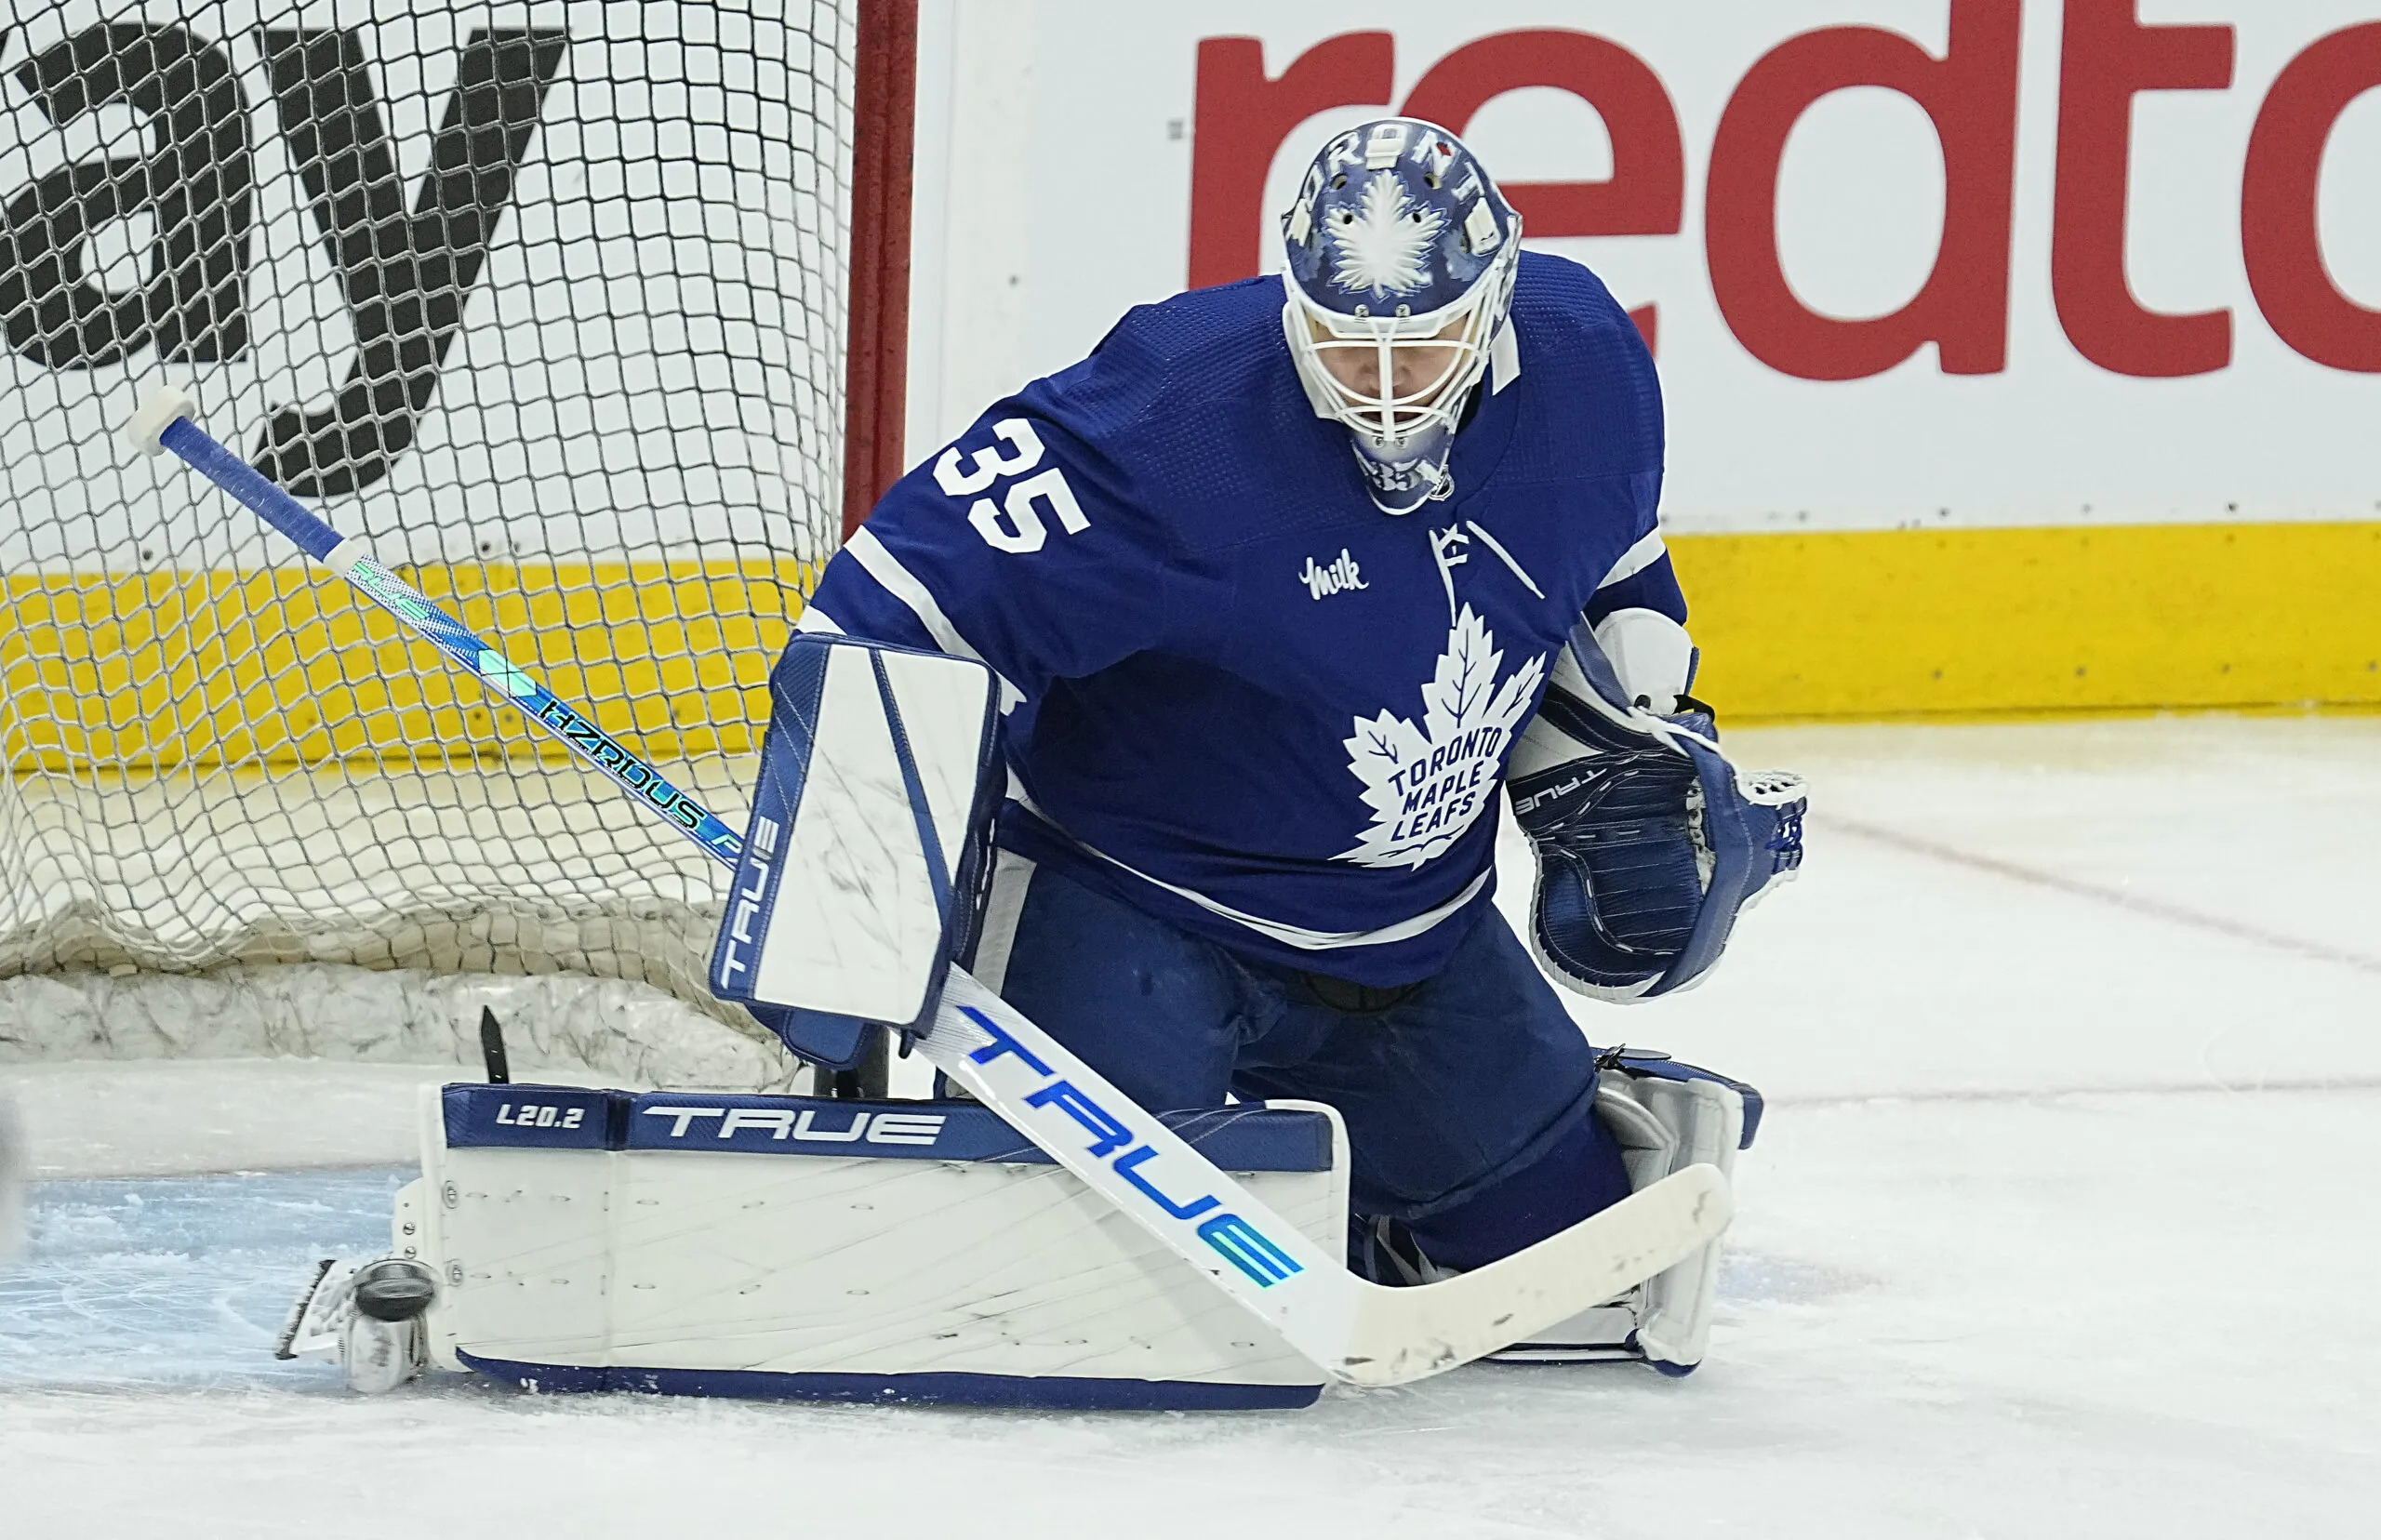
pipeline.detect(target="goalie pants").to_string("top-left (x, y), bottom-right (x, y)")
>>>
top-left (972, 855), bottom-right (1633, 1271)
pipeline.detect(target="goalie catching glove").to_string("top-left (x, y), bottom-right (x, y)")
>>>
top-left (1508, 609), bottom-right (1805, 1002)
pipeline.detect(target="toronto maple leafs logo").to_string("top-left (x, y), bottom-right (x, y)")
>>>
top-left (1337, 605), bottom-right (1547, 870)
top-left (1329, 171), bottom-right (1444, 299)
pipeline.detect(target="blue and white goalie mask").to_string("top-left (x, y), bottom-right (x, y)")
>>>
top-left (1280, 117), bottom-right (1523, 515)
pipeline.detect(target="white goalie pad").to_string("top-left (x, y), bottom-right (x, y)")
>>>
top-left (711, 635), bottom-right (1000, 1069)
top-left (386, 1082), bottom-right (1350, 1409)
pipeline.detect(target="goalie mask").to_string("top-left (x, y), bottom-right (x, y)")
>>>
top-left (1280, 117), bottom-right (1522, 515)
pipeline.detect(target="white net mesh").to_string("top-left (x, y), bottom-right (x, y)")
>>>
top-left (0, 1), bottom-right (855, 1056)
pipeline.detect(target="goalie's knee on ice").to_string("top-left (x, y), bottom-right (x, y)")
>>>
top-left (1362, 1050), bottom-right (1762, 1372)
top-left (1395, 1099), bottom-right (1635, 1273)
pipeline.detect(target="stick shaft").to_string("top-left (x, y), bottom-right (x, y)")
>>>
top-left (157, 418), bottom-right (747, 869)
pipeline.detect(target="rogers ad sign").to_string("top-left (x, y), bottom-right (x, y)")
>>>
top-left (909, 1), bottom-right (2381, 532)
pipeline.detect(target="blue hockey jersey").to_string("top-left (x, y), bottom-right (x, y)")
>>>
top-left (801, 251), bottom-right (1679, 986)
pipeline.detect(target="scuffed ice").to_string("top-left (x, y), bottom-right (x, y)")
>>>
top-left (0, 1170), bottom-right (403, 1390)
top-left (0, 964), bottom-right (803, 1092)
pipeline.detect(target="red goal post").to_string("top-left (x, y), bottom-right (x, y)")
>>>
top-left (845, 0), bottom-right (919, 540)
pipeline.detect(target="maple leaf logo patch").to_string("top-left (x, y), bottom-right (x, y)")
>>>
top-left (1336, 605), bottom-right (1546, 870)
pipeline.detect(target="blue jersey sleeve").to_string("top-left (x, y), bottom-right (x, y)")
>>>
top-left (802, 368), bottom-right (1177, 713)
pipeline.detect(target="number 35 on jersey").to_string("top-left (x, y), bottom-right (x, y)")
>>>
top-left (934, 418), bottom-right (1090, 554)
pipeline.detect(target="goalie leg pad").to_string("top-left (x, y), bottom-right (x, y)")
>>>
top-left (375, 1082), bottom-right (1352, 1410)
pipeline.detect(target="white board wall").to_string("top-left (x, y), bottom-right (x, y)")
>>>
top-left (905, 1), bottom-right (2381, 535)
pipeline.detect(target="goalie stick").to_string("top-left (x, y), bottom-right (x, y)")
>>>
top-left (126, 387), bottom-right (1731, 1387)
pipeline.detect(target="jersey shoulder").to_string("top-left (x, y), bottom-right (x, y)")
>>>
top-left (1502, 250), bottom-right (1664, 484)
top-left (1012, 278), bottom-right (1354, 552)
top-left (1020, 277), bottom-right (1293, 438)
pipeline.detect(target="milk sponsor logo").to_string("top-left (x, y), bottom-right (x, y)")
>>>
top-left (1300, 549), bottom-right (1368, 600)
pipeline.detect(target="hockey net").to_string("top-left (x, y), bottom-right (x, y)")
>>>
top-left (0, 2), bottom-right (906, 1082)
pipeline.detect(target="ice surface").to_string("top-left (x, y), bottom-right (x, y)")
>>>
top-left (1, 715), bottom-right (2377, 1536)
top-left (0, 1169), bottom-right (403, 1391)
top-left (1518, 714), bottom-right (2381, 1101)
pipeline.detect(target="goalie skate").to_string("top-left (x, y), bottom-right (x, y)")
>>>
top-left (280, 1256), bottom-right (438, 1394)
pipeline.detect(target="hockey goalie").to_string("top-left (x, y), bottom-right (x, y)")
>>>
top-left (279, 119), bottom-right (1805, 1408)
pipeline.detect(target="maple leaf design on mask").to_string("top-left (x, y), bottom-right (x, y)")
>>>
top-left (1328, 171), bottom-right (1444, 299)
top-left (1336, 605), bottom-right (1546, 870)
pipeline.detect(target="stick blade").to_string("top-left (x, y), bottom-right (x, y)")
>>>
top-left (1334, 1162), bottom-right (1732, 1387)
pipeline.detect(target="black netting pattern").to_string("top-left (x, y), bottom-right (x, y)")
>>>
top-left (0, 1), bottom-right (854, 1017)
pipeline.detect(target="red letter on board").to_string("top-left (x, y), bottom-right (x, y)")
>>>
top-left (2051, 0), bottom-right (2235, 377)
top-left (1188, 34), bottom-right (1392, 290)
top-left (2241, 24), bottom-right (2381, 373)
top-left (1402, 31), bottom-right (1683, 350)
top-left (1705, 0), bottom-right (2022, 380)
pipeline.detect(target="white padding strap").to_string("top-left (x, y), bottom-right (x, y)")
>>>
top-left (1590, 607), bottom-right (1695, 714)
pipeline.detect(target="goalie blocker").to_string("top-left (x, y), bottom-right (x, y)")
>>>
top-left (707, 633), bottom-right (1003, 1070)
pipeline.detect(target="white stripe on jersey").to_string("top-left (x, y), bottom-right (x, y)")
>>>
top-left (1016, 798), bottom-right (1492, 954)
top-left (968, 848), bottom-right (1037, 992)
top-left (1598, 528), bottom-right (1668, 589)
top-left (845, 527), bottom-right (1024, 711)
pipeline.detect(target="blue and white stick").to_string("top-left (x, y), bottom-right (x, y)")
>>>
top-left (126, 387), bottom-right (746, 870)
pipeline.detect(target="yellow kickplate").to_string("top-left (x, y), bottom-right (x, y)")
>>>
top-left (0, 558), bottom-right (818, 773)
top-left (1670, 522), bottom-right (2381, 723)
